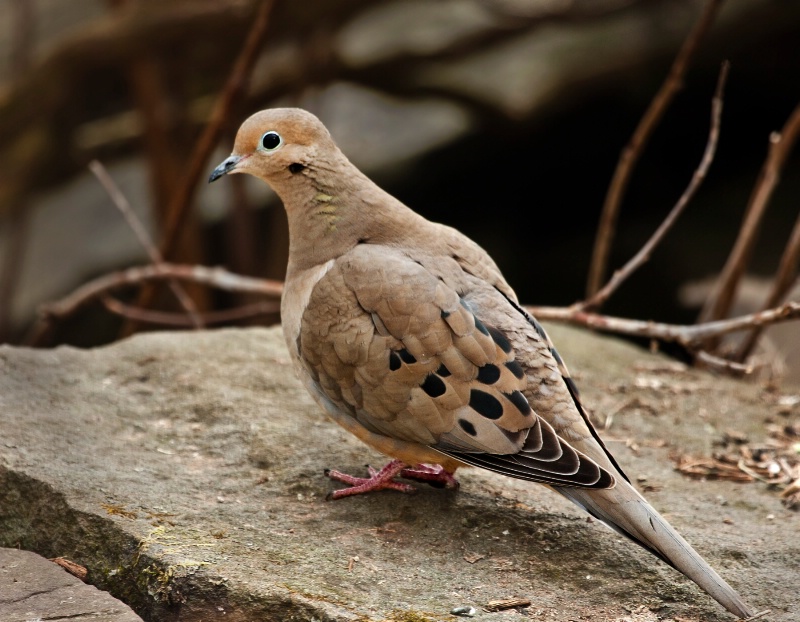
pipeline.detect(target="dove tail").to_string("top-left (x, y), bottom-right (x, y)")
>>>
top-left (558, 481), bottom-right (753, 619)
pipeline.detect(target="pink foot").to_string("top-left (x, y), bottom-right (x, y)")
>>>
top-left (324, 460), bottom-right (459, 500)
top-left (324, 460), bottom-right (415, 500)
top-left (399, 463), bottom-right (460, 490)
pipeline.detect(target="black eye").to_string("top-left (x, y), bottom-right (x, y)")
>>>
top-left (260, 131), bottom-right (282, 151)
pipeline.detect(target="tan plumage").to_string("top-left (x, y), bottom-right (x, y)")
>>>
top-left (210, 108), bottom-right (753, 618)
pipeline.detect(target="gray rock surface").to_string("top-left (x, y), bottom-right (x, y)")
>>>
top-left (0, 547), bottom-right (143, 622)
top-left (0, 326), bottom-right (797, 621)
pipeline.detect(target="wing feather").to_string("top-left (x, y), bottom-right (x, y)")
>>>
top-left (299, 244), bottom-right (615, 489)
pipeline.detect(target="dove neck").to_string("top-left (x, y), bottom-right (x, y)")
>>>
top-left (277, 159), bottom-right (425, 273)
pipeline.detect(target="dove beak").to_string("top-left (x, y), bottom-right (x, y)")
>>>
top-left (209, 154), bottom-right (243, 183)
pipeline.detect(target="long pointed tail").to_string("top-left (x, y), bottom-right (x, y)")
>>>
top-left (559, 480), bottom-right (753, 619)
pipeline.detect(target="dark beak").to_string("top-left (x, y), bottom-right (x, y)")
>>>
top-left (208, 155), bottom-right (242, 183)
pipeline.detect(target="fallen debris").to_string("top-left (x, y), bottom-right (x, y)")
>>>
top-left (484, 597), bottom-right (532, 612)
top-left (673, 422), bottom-right (800, 508)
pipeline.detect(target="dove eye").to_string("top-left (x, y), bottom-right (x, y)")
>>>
top-left (259, 131), bottom-right (282, 152)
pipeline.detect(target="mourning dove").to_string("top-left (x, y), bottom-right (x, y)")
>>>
top-left (209, 108), bottom-right (753, 619)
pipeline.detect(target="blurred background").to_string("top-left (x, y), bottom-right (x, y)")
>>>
top-left (0, 0), bottom-right (798, 383)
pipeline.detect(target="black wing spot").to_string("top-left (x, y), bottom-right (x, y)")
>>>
top-left (477, 363), bottom-right (501, 384)
top-left (459, 418), bottom-right (477, 436)
top-left (487, 325), bottom-right (512, 354)
top-left (505, 360), bottom-right (525, 379)
top-left (440, 309), bottom-right (451, 319)
top-left (357, 237), bottom-right (369, 245)
top-left (436, 363), bottom-right (451, 377)
top-left (421, 373), bottom-right (447, 398)
top-left (505, 390), bottom-right (532, 416)
top-left (398, 349), bottom-right (416, 364)
top-left (469, 389), bottom-right (503, 420)
top-left (473, 317), bottom-right (490, 336)
top-left (389, 352), bottom-right (401, 371)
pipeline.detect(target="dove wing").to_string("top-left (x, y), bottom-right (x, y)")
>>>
top-left (297, 242), bottom-right (614, 489)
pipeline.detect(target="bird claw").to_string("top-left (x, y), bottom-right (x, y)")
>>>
top-left (399, 463), bottom-right (460, 489)
top-left (324, 460), bottom-right (459, 499)
top-left (324, 460), bottom-right (416, 500)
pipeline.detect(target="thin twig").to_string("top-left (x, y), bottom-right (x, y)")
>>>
top-left (112, 0), bottom-right (211, 322)
top-left (528, 301), bottom-right (800, 351)
top-left (694, 350), bottom-right (755, 375)
top-left (764, 207), bottom-right (800, 309)
top-left (102, 296), bottom-right (279, 327)
top-left (582, 61), bottom-right (729, 311)
top-left (88, 160), bottom-right (204, 328)
top-left (698, 101), bottom-right (800, 325)
top-left (89, 161), bottom-right (160, 266)
top-left (734, 213), bottom-right (800, 362)
top-left (27, 263), bottom-right (283, 346)
top-left (585, 0), bottom-right (724, 297)
top-left (159, 0), bottom-right (274, 260)
top-left (27, 252), bottom-right (800, 376)
top-left (733, 106), bottom-right (800, 360)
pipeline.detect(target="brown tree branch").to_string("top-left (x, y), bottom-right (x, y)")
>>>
top-left (734, 199), bottom-right (800, 361)
top-left (123, 0), bottom-right (274, 337)
top-left (159, 0), bottom-right (274, 261)
top-left (102, 296), bottom-right (279, 327)
top-left (27, 251), bottom-right (800, 377)
top-left (698, 101), bottom-right (800, 326)
top-left (528, 301), bottom-right (800, 353)
top-left (693, 350), bottom-right (755, 376)
top-left (88, 160), bottom-right (203, 328)
top-left (585, 0), bottom-right (724, 297)
top-left (27, 263), bottom-right (284, 346)
top-left (582, 61), bottom-right (729, 311)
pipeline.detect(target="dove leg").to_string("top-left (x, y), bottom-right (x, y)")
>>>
top-left (324, 459), bottom-right (416, 499)
top-left (399, 463), bottom-right (459, 489)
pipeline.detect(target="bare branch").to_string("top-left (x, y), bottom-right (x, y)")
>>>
top-left (88, 160), bottom-right (203, 329)
top-left (529, 301), bottom-right (800, 353)
top-left (698, 101), bottom-right (800, 325)
top-left (123, 0), bottom-right (274, 336)
top-left (27, 263), bottom-right (283, 346)
top-left (101, 296), bottom-right (279, 327)
top-left (765, 207), bottom-right (800, 310)
top-left (694, 350), bottom-right (755, 376)
top-left (585, 0), bottom-right (724, 297)
top-left (159, 0), bottom-right (274, 260)
top-left (582, 61), bottom-right (729, 311)
top-left (732, 107), bottom-right (800, 360)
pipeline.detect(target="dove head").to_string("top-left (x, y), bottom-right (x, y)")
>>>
top-left (210, 107), bottom-right (416, 270)
top-left (209, 108), bottom-right (340, 186)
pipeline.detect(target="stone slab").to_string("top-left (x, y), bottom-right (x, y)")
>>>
top-left (0, 547), bottom-right (143, 622)
top-left (0, 326), bottom-right (797, 621)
